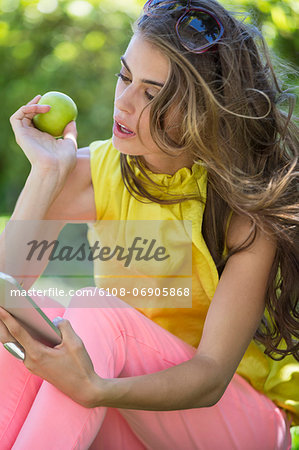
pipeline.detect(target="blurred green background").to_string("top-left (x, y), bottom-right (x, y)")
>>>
top-left (0, 0), bottom-right (298, 215)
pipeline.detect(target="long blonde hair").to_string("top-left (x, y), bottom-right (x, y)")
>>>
top-left (120, 0), bottom-right (299, 361)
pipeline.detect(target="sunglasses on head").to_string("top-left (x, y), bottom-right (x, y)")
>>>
top-left (143, 0), bottom-right (224, 54)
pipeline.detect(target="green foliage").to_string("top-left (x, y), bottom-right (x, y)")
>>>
top-left (213, 0), bottom-right (298, 64)
top-left (291, 426), bottom-right (299, 450)
top-left (1, 0), bottom-right (298, 214)
top-left (0, 0), bottom-right (138, 214)
top-left (0, 216), bottom-right (9, 233)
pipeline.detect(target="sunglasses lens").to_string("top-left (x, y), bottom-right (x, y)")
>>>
top-left (178, 11), bottom-right (222, 51)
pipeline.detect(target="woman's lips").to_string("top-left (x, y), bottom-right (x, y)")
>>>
top-left (113, 121), bottom-right (136, 139)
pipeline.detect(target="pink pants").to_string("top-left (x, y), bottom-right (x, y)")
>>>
top-left (0, 290), bottom-right (292, 450)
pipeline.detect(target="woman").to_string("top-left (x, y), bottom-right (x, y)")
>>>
top-left (0, 0), bottom-right (298, 448)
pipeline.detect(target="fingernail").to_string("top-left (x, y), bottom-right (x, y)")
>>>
top-left (3, 342), bottom-right (25, 361)
top-left (53, 316), bottom-right (64, 326)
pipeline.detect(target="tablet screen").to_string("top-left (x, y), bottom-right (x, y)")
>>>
top-left (0, 272), bottom-right (62, 346)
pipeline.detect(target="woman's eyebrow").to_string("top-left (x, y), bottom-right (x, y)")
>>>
top-left (120, 56), bottom-right (164, 87)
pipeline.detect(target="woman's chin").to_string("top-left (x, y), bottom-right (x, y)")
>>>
top-left (112, 135), bottom-right (138, 156)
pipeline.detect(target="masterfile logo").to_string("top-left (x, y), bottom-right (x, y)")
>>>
top-left (26, 237), bottom-right (170, 267)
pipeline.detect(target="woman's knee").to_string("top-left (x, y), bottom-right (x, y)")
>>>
top-left (64, 288), bottom-right (136, 341)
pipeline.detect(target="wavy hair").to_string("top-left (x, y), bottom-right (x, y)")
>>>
top-left (119, 0), bottom-right (299, 361)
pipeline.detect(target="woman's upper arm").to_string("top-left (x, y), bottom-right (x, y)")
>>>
top-left (44, 147), bottom-right (97, 221)
top-left (194, 214), bottom-right (276, 398)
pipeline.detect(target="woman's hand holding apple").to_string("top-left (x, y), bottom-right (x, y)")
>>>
top-left (9, 94), bottom-right (78, 187)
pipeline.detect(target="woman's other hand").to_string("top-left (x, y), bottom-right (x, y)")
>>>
top-left (9, 95), bottom-right (78, 184)
top-left (0, 314), bottom-right (15, 343)
top-left (0, 308), bottom-right (103, 408)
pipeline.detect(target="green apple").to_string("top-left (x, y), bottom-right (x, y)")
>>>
top-left (33, 91), bottom-right (78, 138)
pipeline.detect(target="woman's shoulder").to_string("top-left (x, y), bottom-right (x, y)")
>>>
top-left (70, 146), bottom-right (92, 190)
top-left (77, 146), bottom-right (90, 157)
top-left (44, 146), bottom-right (96, 221)
top-left (226, 213), bottom-right (253, 250)
top-left (226, 212), bottom-right (276, 256)
top-left (89, 138), bottom-right (117, 157)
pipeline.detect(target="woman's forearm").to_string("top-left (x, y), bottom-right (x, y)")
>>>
top-left (0, 166), bottom-right (65, 287)
top-left (92, 356), bottom-right (223, 411)
top-left (9, 166), bottom-right (61, 221)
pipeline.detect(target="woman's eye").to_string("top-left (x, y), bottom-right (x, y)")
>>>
top-left (116, 72), bottom-right (155, 101)
top-left (115, 72), bottom-right (131, 83)
top-left (145, 92), bottom-right (154, 101)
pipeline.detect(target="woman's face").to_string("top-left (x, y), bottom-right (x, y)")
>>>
top-left (113, 34), bottom-right (193, 174)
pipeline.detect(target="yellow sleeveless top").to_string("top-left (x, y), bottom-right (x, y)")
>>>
top-left (87, 138), bottom-right (299, 425)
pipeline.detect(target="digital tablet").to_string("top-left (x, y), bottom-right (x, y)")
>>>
top-left (0, 272), bottom-right (62, 347)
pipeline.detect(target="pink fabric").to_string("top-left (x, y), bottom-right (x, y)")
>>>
top-left (0, 290), bottom-right (292, 450)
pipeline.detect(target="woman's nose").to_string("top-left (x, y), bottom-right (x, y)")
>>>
top-left (114, 86), bottom-right (135, 114)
